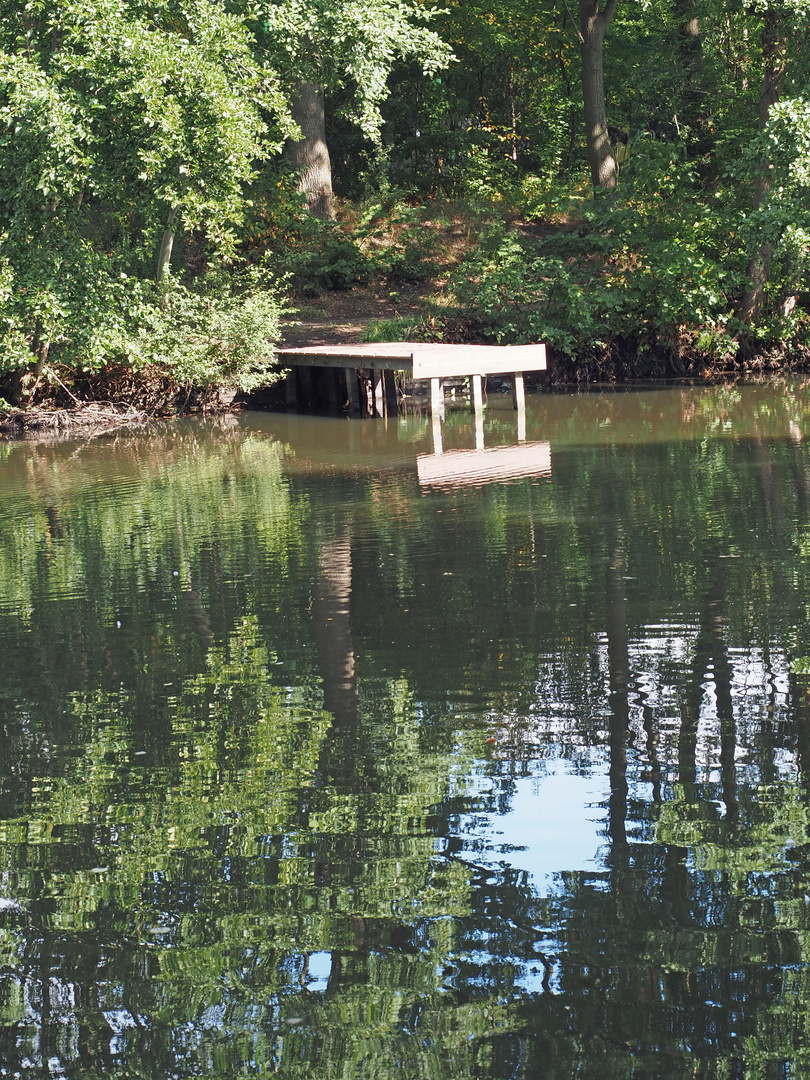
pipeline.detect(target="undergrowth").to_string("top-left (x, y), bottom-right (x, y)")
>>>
top-left (311, 158), bottom-right (810, 382)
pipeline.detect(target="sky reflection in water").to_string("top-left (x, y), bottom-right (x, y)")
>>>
top-left (3, 382), bottom-right (810, 1077)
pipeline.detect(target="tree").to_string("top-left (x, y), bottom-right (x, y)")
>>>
top-left (256, 0), bottom-right (451, 210)
top-left (730, 0), bottom-right (810, 333)
top-left (287, 80), bottom-right (336, 217)
top-left (578, 0), bottom-right (619, 191)
top-left (380, 0), bottom-right (578, 195)
top-left (737, 8), bottom-right (790, 326)
top-left (0, 0), bottom-right (292, 402)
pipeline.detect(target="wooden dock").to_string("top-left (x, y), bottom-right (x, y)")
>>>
top-left (277, 342), bottom-right (547, 420)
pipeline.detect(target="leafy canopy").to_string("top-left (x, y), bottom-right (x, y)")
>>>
top-left (0, 0), bottom-right (292, 384)
top-left (255, 0), bottom-right (452, 138)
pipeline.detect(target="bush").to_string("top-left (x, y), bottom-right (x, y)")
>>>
top-left (355, 197), bottom-right (443, 282)
top-left (281, 223), bottom-right (369, 294)
top-left (128, 268), bottom-right (286, 391)
top-left (0, 260), bottom-right (287, 404)
top-left (443, 153), bottom-right (744, 368)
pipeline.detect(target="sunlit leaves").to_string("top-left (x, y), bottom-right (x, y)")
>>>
top-left (257, 0), bottom-right (451, 139)
top-left (0, 0), bottom-right (290, 382)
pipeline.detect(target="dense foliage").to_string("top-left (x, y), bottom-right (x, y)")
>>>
top-left (1, 0), bottom-right (809, 403)
top-left (0, 0), bottom-right (299, 406)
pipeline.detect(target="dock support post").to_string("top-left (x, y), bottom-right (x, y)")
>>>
top-left (513, 372), bottom-right (526, 441)
top-left (383, 370), bottom-right (398, 417)
top-left (430, 377), bottom-right (444, 420)
top-left (299, 365), bottom-right (314, 406)
top-left (471, 373), bottom-right (485, 449)
top-left (512, 372), bottom-right (526, 411)
top-left (345, 369), bottom-right (362, 418)
top-left (285, 368), bottom-right (298, 407)
top-left (371, 371), bottom-right (385, 417)
top-left (325, 368), bottom-right (339, 412)
top-left (471, 374), bottom-right (484, 415)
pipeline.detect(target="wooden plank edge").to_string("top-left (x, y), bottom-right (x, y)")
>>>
top-left (411, 344), bottom-right (546, 380)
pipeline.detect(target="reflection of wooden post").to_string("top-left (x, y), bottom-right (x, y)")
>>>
top-left (514, 373), bottom-right (526, 440)
top-left (475, 411), bottom-right (485, 452)
top-left (472, 374), bottom-right (485, 450)
top-left (383, 370), bottom-right (398, 417)
top-left (432, 412), bottom-right (443, 455)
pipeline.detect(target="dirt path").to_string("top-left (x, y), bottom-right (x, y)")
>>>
top-left (279, 285), bottom-right (432, 348)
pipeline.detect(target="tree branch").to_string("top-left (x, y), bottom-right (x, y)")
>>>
top-left (601, 0), bottom-right (620, 26)
top-left (561, 0), bottom-right (585, 43)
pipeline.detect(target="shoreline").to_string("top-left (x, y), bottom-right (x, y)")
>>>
top-left (4, 368), bottom-right (810, 443)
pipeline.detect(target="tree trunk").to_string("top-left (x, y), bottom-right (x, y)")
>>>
top-left (674, 0), bottom-right (705, 146)
top-left (7, 319), bottom-right (51, 406)
top-left (156, 205), bottom-right (179, 284)
top-left (737, 11), bottom-right (787, 327)
top-left (579, 0), bottom-right (619, 192)
top-left (287, 80), bottom-right (335, 219)
top-left (675, 0), bottom-right (703, 82)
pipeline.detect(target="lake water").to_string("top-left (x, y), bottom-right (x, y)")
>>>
top-left (2, 382), bottom-right (810, 1078)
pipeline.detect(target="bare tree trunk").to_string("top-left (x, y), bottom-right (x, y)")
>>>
top-left (29, 321), bottom-right (50, 399)
top-left (156, 205), bottom-right (179, 284)
top-left (579, 0), bottom-right (619, 192)
top-left (7, 319), bottom-right (51, 406)
top-left (779, 250), bottom-right (801, 319)
top-left (737, 12), bottom-right (787, 327)
top-left (508, 69), bottom-right (518, 162)
top-left (675, 0), bottom-right (703, 82)
top-left (288, 80), bottom-right (335, 220)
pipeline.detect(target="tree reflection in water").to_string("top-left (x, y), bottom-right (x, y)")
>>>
top-left (2, 386), bottom-right (810, 1076)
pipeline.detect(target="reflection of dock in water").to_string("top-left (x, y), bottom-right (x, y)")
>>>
top-left (417, 442), bottom-right (552, 489)
top-left (419, 392), bottom-right (551, 488)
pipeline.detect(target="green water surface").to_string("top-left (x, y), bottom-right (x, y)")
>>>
top-left (3, 383), bottom-right (810, 1079)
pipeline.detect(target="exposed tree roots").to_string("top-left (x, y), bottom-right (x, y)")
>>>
top-left (398, 311), bottom-right (810, 387)
top-left (0, 402), bottom-right (149, 438)
top-left (2, 321), bottom-right (809, 441)
top-left (0, 364), bottom-right (241, 438)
